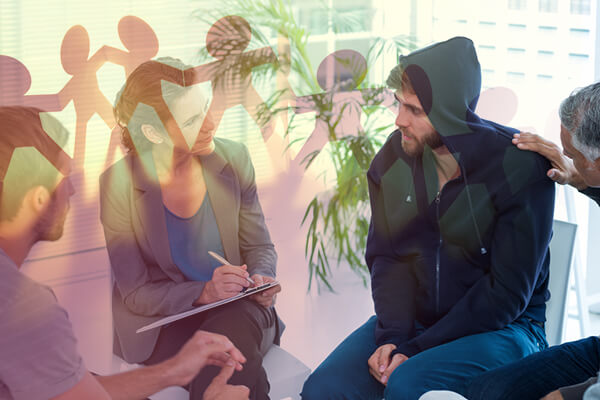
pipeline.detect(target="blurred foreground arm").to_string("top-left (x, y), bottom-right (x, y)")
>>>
top-left (53, 331), bottom-right (248, 400)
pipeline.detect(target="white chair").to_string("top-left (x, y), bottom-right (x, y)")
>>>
top-left (418, 391), bottom-right (468, 400)
top-left (111, 343), bottom-right (310, 400)
top-left (546, 219), bottom-right (578, 346)
top-left (263, 344), bottom-right (310, 400)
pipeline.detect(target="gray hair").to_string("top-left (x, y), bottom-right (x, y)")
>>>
top-left (559, 82), bottom-right (600, 161)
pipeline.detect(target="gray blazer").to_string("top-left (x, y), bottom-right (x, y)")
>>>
top-left (99, 138), bottom-right (279, 363)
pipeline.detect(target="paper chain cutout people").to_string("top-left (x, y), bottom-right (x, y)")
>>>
top-left (0, 14), bottom-right (400, 174)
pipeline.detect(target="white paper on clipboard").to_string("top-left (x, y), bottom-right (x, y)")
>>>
top-left (136, 281), bottom-right (280, 333)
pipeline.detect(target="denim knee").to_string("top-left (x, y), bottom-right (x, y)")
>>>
top-left (384, 369), bottom-right (430, 400)
top-left (465, 373), bottom-right (505, 400)
top-left (301, 369), bottom-right (338, 400)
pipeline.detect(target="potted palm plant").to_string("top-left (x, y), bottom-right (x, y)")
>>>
top-left (193, 0), bottom-right (415, 290)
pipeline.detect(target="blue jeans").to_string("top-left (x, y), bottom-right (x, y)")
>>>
top-left (466, 336), bottom-right (600, 400)
top-left (301, 315), bottom-right (546, 400)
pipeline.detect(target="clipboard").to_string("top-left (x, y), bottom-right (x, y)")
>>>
top-left (136, 281), bottom-right (280, 333)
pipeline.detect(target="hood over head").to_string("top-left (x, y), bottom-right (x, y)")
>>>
top-left (386, 36), bottom-right (518, 172)
top-left (388, 36), bottom-right (481, 139)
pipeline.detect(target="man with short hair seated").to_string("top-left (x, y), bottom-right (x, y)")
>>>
top-left (0, 106), bottom-right (250, 400)
top-left (301, 36), bottom-right (555, 400)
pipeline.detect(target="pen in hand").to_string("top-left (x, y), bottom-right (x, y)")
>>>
top-left (208, 251), bottom-right (256, 285)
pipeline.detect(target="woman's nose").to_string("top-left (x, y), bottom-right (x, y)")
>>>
top-left (202, 112), bottom-right (215, 132)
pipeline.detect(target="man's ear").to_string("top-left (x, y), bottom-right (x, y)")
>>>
top-left (141, 124), bottom-right (165, 144)
top-left (28, 185), bottom-right (51, 213)
top-left (593, 156), bottom-right (600, 170)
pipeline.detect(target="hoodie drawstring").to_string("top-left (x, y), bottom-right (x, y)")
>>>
top-left (461, 165), bottom-right (488, 255)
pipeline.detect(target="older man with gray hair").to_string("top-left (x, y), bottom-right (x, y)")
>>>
top-left (526, 81), bottom-right (600, 191)
top-left (422, 83), bottom-right (600, 400)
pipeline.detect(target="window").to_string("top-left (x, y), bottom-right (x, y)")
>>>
top-left (538, 25), bottom-right (559, 42)
top-left (298, 6), bottom-right (329, 35)
top-left (569, 52), bottom-right (590, 58)
top-left (508, 23), bottom-right (527, 29)
top-left (508, 0), bottom-right (527, 9)
top-left (571, 0), bottom-right (591, 14)
top-left (506, 71), bottom-right (526, 81)
top-left (570, 28), bottom-right (591, 39)
top-left (568, 53), bottom-right (591, 80)
top-left (481, 68), bottom-right (496, 87)
top-left (507, 47), bottom-right (526, 63)
top-left (536, 51), bottom-right (554, 75)
top-left (539, 0), bottom-right (558, 12)
top-left (537, 50), bottom-right (555, 60)
top-left (507, 23), bottom-right (528, 42)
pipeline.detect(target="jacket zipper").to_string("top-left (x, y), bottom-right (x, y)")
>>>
top-left (435, 190), bottom-right (442, 315)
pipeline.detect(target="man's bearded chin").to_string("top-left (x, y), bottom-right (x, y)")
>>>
top-left (34, 195), bottom-right (65, 242)
top-left (426, 132), bottom-right (444, 150)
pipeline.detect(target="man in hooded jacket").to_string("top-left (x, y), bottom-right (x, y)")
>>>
top-left (301, 36), bottom-right (555, 400)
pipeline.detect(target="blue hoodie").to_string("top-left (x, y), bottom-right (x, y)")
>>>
top-left (366, 37), bottom-right (555, 358)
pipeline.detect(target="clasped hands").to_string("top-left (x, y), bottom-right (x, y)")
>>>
top-left (197, 264), bottom-right (281, 307)
top-left (368, 344), bottom-right (409, 386)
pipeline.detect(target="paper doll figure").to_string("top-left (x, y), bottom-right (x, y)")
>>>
top-left (274, 34), bottom-right (297, 133)
top-left (475, 86), bottom-right (539, 133)
top-left (94, 16), bottom-right (159, 169)
top-left (0, 55), bottom-right (62, 111)
top-left (184, 15), bottom-right (277, 141)
top-left (0, 111), bottom-right (73, 185)
top-left (292, 49), bottom-right (395, 169)
top-left (476, 86), bottom-right (518, 125)
top-left (57, 24), bottom-right (115, 170)
top-left (100, 16), bottom-right (159, 77)
top-left (256, 33), bottom-right (301, 173)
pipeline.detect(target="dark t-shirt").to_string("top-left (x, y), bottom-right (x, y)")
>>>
top-left (0, 249), bottom-right (86, 399)
top-left (581, 187), bottom-right (600, 207)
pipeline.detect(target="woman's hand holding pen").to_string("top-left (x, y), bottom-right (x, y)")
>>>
top-left (196, 265), bottom-right (251, 304)
top-left (250, 275), bottom-right (282, 308)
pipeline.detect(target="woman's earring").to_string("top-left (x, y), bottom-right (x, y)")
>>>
top-left (141, 124), bottom-right (165, 144)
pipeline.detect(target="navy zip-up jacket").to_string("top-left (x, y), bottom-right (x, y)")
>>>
top-left (582, 187), bottom-right (600, 206)
top-left (366, 37), bottom-right (556, 358)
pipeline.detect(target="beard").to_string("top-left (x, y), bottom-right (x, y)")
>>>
top-left (425, 131), bottom-right (444, 150)
top-left (34, 191), bottom-right (68, 242)
top-left (401, 130), bottom-right (444, 157)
